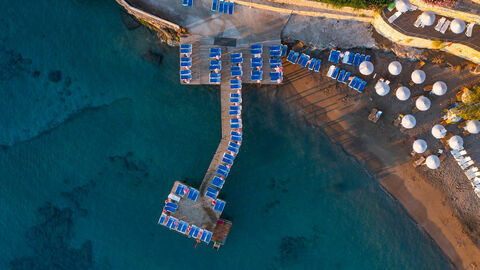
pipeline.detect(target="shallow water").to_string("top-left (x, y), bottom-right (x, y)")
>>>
top-left (0, 0), bottom-right (451, 269)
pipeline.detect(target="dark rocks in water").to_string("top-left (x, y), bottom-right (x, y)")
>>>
top-left (9, 202), bottom-right (94, 270)
top-left (48, 70), bottom-right (62, 83)
top-left (142, 50), bottom-right (163, 65)
top-left (120, 9), bottom-right (141, 30)
top-left (279, 236), bottom-right (308, 263)
top-left (32, 70), bottom-right (40, 78)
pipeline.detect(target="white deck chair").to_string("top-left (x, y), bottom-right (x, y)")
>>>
top-left (440, 20), bottom-right (451, 34)
top-left (389, 11), bottom-right (402, 23)
top-left (435, 17), bottom-right (446, 32)
top-left (467, 169), bottom-right (480, 180)
top-left (342, 51), bottom-right (350, 64)
top-left (326, 65), bottom-right (335, 78)
top-left (461, 160), bottom-right (474, 170)
top-left (466, 22), bottom-right (475, 37)
top-left (414, 16), bottom-right (422, 28)
top-left (460, 150), bottom-right (468, 155)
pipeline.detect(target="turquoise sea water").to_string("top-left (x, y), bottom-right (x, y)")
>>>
top-left (0, 0), bottom-right (451, 269)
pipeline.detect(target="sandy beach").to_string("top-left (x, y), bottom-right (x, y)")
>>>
top-left (272, 44), bottom-right (480, 269)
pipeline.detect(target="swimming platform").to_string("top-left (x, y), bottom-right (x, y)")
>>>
top-left (157, 35), bottom-right (284, 249)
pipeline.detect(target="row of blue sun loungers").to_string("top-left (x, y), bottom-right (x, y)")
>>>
top-left (286, 50), bottom-right (322, 72)
top-left (180, 44), bottom-right (193, 82)
top-left (158, 212), bottom-right (213, 244)
top-left (326, 65), bottom-right (366, 93)
top-left (210, 72), bottom-right (220, 84)
top-left (251, 44), bottom-right (263, 56)
top-left (182, 0), bottom-right (193, 7)
top-left (211, 0), bottom-right (234, 14)
top-left (180, 44), bottom-right (192, 55)
top-left (328, 49), bottom-right (371, 66)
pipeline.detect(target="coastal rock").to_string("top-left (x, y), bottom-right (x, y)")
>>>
top-left (48, 70), bottom-right (62, 83)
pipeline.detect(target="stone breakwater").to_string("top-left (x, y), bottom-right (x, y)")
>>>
top-left (115, 0), bottom-right (183, 46)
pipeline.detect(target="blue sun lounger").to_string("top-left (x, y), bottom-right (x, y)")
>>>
top-left (287, 50), bottom-right (295, 63)
top-left (251, 48), bottom-right (262, 55)
top-left (281, 45), bottom-right (288, 57)
top-left (180, 70), bottom-right (191, 75)
top-left (229, 141), bottom-right (240, 148)
top-left (186, 188), bottom-right (199, 201)
top-left (188, 225), bottom-right (197, 237)
top-left (300, 54), bottom-right (310, 68)
top-left (357, 81), bottom-right (367, 93)
top-left (353, 53), bottom-right (361, 66)
top-left (270, 50), bottom-right (281, 57)
top-left (231, 84), bottom-right (241, 90)
top-left (230, 105), bottom-right (241, 110)
top-left (191, 226), bottom-right (200, 238)
top-left (223, 1), bottom-right (228, 13)
top-left (297, 53), bottom-right (305, 66)
top-left (216, 167), bottom-right (228, 177)
top-left (231, 70), bottom-right (242, 77)
top-left (231, 52), bottom-right (242, 59)
top-left (269, 45), bottom-right (281, 52)
top-left (175, 184), bottom-right (187, 196)
top-left (251, 44), bottom-right (263, 49)
top-left (182, 0), bottom-right (192, 7)
top-left (337, 70), bottom-right (345, 82)
top-left (180, 57), bottom-right (191, 62)
top-left (228, 1), bottom-right (234, 14)
top-left (219, 164), bottom-right (230, 172)
top-left (181, 44), bottom-right (192, 49)
top-left (231, 135), bottom-right (242, 142)
top-left (180, 221), bottom-right (188, 233)
top-left (291, 52), bottom-right (299, 64)
top-left (232, 58), bottom-right (243, 64)
top-left (166, 202), bottom-right (178, 209)
top-left (180, 61), bottom-right (191, 67)
top-left (328, 50), bottom-right (340, 64)
top-left (164, 206), bottom-right (176, 213)
top-left (231, 123), bottom-right (241, 129)
top-left (270, 58), bottom-right (281, 68)
top-left (222, 157), bottom-right (233, 165)
top-left (212, 176), bottom-right (224, 188)
top-left (313, 59), bottom-right (321, 72)
top-left (342, 72), bottom-right (351, 83)
top-left (224, 152), bottom-right (236, 160)
top-left (176, 220), bottom-right (185, 232)
top-left (169, 217), bottom-right (179, 230)
top-left (348, 77), bottom-right (358, 88)
top-left (218, 0), bottom-right (224, 12)
top-left (202, 230), bottom-right (213, 243)
top-left (308, 58), bottom-right (316, 70)
top-left (209, 64), bottom-right (221, 71)
top-left (346, 53), bottom-right (354, 65)
top-left (158, 213), bottom-right (167, 225)
top-left (166, 217), bottom-right (174, 228)
top-left (331, 67), bottom-right (340, 79)
top-left (211, 0), bottom-right (218, 11)
top-left (230, 98), bottom-right (242, 103)
top-left (213, 199), bottom-right (226, 213)
top-left (359, 54), bottom-right (366, 64)
top-left (270, 72), bottom-right (282, 81)
top-left (365, 55), bottom-right (371, 62)
top-left (180, 48), bottom-right (191, 54)
top-left (231, 118), bottom-right (241, 124)
top-left (231, 93), bottom-right (241, 98)
top-left (180, 74), bottom-right (192, 80)
top-left (228, 146), bottom-right (238, 153)
top-left (205, 186), bottom-right (219, 200)
top-left (229, 110), bottom-right (240, 116)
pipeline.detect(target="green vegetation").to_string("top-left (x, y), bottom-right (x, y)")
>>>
top-left (314, 0), bottom-right (390, 9)
top-left (448, 86), bottom-right (480, 120)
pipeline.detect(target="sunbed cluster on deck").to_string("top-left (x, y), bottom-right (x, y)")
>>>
top-left (269, 45), bottom-right (283, 83)
top-left (250, 44), bottom-right (263, 82)
top-left (211, 0), bottom-right (234, 15)
top-left (180, 44), bottom-right (193, 83)
top-left (326, 65), bottom-right (367, 93)
top-left (451, 148), bottom-right (480, 198)
top-left (158, 183), bottom-right (214, 244)
top-left (210, 47), bottom-right (222, 84)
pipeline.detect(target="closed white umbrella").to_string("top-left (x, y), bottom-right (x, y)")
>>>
top-left (415, 96), bottom-right (431, 111)
top-left (420, 11), bottom-right (435, 26)
top-left (426, 155), bottom-right (440, 169)
top-left (401, 114), bottom-right (416, 129)
top-left (450, 19), bottom-right (466, 34)
top-left (413, 139), bottom-right (427, 154)
top-left (375, 81), bottom-right (390, 96)
top-left (432, 81), bottom-right (447, 96)
top-left (466, 120), bottom-right (480, 134)
top-left (388, 61), bottom-right (402, 75)
top-left (395, 86), bottom-right (410, 101)
top-left (448, 135), bottom-right (464, 150)
top-left (359, 61), bottom-right (374, 75)
top-left (431, 124), bottom-right (447, 139)
top-left (411, 70), bottom-right (426, 84)
top-left (395, 0), bottom-right (411, 12)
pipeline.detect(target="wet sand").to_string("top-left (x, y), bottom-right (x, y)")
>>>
top-left (271, 47), bottom-right (480, 269)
